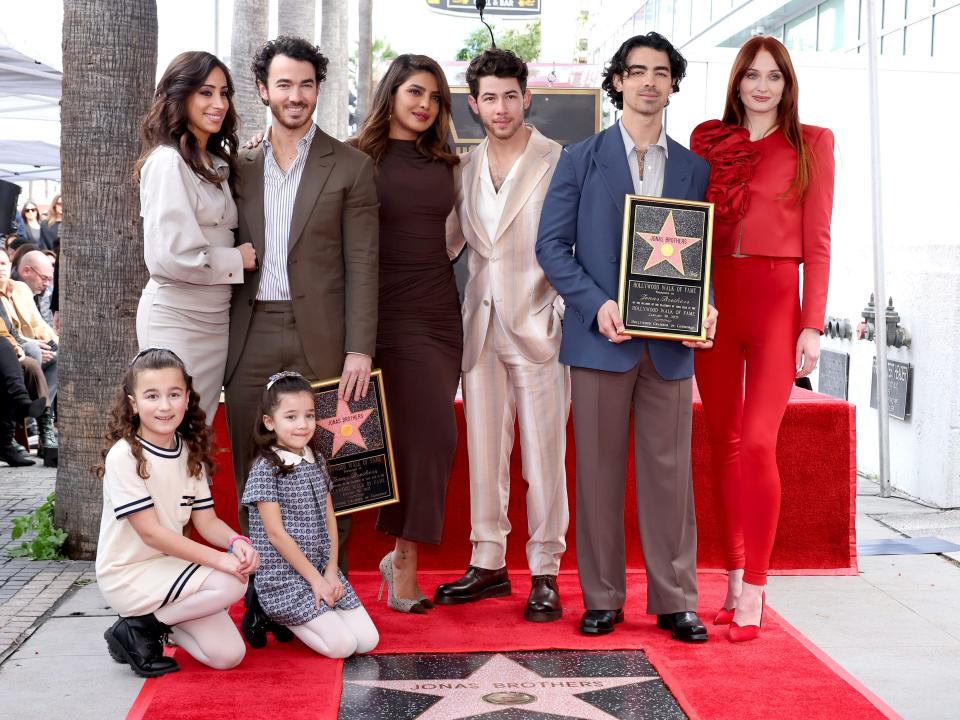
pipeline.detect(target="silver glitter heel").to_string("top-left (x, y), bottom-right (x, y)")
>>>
top-left (378, 552), bottom-right (426, 614)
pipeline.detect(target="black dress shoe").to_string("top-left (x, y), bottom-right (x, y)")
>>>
top-left (656, 611), bottom-right (709, 643)
top-left (104, 614), bottom-right (179, 678)
top-left (525, 575), bottom-right (562, 622)
top-left (434, 566), bottom-right (511, 605)
top-left (579, 608), bottom-right (624, 635)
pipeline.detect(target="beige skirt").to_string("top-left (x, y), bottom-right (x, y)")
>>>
top-left (137, 288), bottom-right (229, 425)
top-left (98, 555), bottom-right (215, 618)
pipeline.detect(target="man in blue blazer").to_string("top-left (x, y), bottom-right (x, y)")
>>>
top-left (536, 32), bottom-right (717, 642)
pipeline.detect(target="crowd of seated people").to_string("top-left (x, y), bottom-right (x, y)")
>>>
top-left (1, 198), bottom-right (63, 468)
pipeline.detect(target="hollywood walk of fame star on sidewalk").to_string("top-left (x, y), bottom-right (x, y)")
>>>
top-left (639, 210), bottom-right (701, 276)
top-left (317, 398), bottom-right (374, 456)
top-left (345, 652), bottom-right (658, 720)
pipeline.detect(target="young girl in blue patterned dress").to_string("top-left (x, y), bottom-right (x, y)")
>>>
top-left (241, 371), bottom-right (379, 658)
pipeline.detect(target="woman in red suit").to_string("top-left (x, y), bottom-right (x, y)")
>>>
top-left (691, 36), bottom-right (834, 642)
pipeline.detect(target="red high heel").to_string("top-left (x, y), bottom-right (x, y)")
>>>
top-left (728, 592), bottom-right (765, 642)
top-left (713, 606), bottom-right (735, 625)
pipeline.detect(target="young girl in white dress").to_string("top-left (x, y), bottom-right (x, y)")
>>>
top-left (96, 348), bottom-right (259, 677)
top-left (241, 371), bottom-right (378, 658)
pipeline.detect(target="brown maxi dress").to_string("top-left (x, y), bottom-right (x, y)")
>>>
top-left (374, 139), bottom-right (463, 545)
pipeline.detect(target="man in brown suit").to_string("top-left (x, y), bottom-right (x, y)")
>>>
top-left (435, 50), bottom-right (570, 622)
top-left (225, 37), bottom-right (378, 551)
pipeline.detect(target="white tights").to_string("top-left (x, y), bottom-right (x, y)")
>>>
top-left (289, 606), bottom-right (379, 659)
top-left (154, 571), bottom-right (247, 670)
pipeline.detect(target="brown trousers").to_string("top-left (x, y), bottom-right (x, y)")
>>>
top-left (571, 348), bottom-right (698, 614)
top-left (224, 302), bottom-right (350, 571)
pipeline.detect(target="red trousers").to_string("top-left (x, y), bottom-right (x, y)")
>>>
top-left (694, 256), bottom-right (801, 586)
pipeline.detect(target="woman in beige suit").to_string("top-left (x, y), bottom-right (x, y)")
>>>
top-left (136, 51), bottom-right (256, 423)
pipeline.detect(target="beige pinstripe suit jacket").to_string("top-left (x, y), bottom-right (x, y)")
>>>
top-left (447, 126), bottom-right (563, 373)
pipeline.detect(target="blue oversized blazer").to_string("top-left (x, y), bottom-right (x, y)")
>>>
top-left (535, 124), bottom-right (710, 381)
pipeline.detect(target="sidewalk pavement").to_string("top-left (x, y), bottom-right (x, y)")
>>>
top-left (0, 464), bottom-right (957, 719)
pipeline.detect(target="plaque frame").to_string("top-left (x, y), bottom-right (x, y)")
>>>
top-left (617, 194), bottom-right (714, 342)
top-left (310, 369), bottom-right (400, 516)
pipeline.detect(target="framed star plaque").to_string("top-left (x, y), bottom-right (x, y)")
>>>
top-left (310, 369), bottom-right (399, 516)
top-left (617, 195), bottom-right (714, 341)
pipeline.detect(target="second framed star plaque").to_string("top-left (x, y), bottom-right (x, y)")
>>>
top-left (617, 195), bottom-right (714, 341)
top-left (311, 369), bottom-right (399, 516)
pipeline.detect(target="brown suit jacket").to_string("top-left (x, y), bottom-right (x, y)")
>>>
top-left (447, 126), bottom-right (563, 372)
top-left (225, 128), bottom-right (380, 383)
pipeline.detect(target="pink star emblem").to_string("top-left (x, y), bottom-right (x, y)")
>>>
top-left (317, 399), bottom-right (373, 456)
top-left (638, 210), bottom-right (701, 276)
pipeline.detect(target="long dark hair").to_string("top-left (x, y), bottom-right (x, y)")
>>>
top-left (94, 348), bottom-right (214, 481)
top-left (723, 36), bottom-right (811, 197)
top-left (351, 54), bottom-right (459, 167)
top-left (253, 372), bottom-right (316, 477)
top-left (135, 51), bottom-right (239, 191)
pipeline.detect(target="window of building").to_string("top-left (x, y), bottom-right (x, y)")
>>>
top-left (785, 8), bottom-right (818, 50)
top-left (881, 28), bottom-right (904, 54)
top-left (903, 17), bottom-right (933, 55)
top-left (933, 4), bottom-right (960, 59)
top-left (818, 0), bottom-right (846, 50)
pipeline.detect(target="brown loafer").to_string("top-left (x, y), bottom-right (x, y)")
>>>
top-left (525, 575), bottom-right (562, 622)
top-left (434, 566), bottom-right (511, 605)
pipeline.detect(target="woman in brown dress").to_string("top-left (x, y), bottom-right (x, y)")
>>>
top-left (352, 55), bottom-right (462, 614)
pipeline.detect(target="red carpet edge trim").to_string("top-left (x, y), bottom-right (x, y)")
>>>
top-left (763, 604), bottom-right (902, 720)
top-left (643, 646), bottom-right (705, 720)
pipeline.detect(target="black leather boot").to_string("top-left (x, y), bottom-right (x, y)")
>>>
top-left (241, 581), bottom-right (293, 649)
top-left (1, 415), bottom-right (35, 467)
top-left (104, 614), bottom-right (179, 678)
top-left (36, 409), bottom-right (57, 466)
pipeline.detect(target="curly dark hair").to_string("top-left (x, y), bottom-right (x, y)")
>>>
top-left (135, 51), bottom-right (239, 192)
top-left (602, 32), bottom-right (687, 110)
top-left (94, 348), bottom-right (215, 482)
top-left (466, 48), bottom-right (528, 97)
top-left (252, 35), bottom-right (329, 98)
top-left (252, 373), bottom-right (317, 477)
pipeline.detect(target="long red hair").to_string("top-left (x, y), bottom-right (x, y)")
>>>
top-left (722, 36), bottom-right (811, 197)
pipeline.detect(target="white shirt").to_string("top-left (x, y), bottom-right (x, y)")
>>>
top-left (619, 120), bottom-right (669, 198)
top-left (476, 144), bottom-right (523, 242)
top-left (257, 123), bottom-right (319, 301)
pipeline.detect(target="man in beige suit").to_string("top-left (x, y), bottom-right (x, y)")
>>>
top-left (224, 38), bottom-right (378, 644)
top-left (434, 49), bottom-right (569, 623)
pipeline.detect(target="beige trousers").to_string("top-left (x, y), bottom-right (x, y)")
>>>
top-left (462, 312), bottom-right (570, 575)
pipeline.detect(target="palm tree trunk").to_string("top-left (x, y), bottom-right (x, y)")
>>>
top-left (231, 0), bottom-right (269, 137)
top-left (318, 0), bottom-right (348, 139)
top-left (357, 0), bottom-right (372, 124)
top-left (279, 0), bottom-right (315, 41)
top-left (56, 0), bottom-right (158, 559)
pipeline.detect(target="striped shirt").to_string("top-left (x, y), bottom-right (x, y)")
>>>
top-left (257, 122), bottom-right (319, 301)
top-left (619, 119), bottom-right (668, 198)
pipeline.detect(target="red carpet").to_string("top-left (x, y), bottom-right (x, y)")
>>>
top-left (128, 572), bottom-right (897, 720)
top-left (207, 386), bottom-right (858, 575)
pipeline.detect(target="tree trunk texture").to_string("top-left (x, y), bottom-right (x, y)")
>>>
top-left (318, 0), bottom-right (348, 139)
top-left (357, 0), bottom-right (372, 124)
top-left (231, 0), bottom-right (269, 137)
top-left (278, 0), bottom-right (315, 41)
top-left (56, 0), bottom-right (158, 559)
